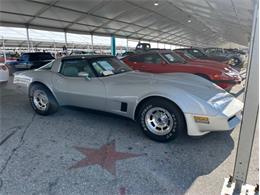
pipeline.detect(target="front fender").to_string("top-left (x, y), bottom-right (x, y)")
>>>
top-left (133, 87), bottom-right (218, 120)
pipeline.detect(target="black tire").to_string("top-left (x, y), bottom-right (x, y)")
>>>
top-left (29, 84), bottom-right (59, 115)
top-left (138, 98), bottom-right (186, 142)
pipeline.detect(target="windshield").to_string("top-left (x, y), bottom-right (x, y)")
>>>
top-left (183, 51), bottom-right (197, 59)
top-left (186, 49), bottom-right (207, 58)
top-left (162, 52), bottom-right (186, 63)
top-left (91, 57), bottom-right (132, 77)
top-left (37, 60), bottom-right (54, 70)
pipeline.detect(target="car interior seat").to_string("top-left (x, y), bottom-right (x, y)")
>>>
top-left (83, 66), bottom-right (95, 77)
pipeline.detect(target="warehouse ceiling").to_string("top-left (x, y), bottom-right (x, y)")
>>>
top-left (0, 0), bottom-right (254, 47)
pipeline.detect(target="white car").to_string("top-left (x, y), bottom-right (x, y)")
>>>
top-left (0, 64), bottom-right (9, 83)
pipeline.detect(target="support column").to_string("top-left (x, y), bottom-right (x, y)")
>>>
top-left (233, 3), bottom-right (259, 191)
top-left (126, 38), bottom-right (129, 51)
top-left (111, 34), bottom-right (116, 56)
top-left (2, 38), bottom-right (6, 63)
top-left (54, 42), bottom-right (57, 58)
top-left (63, 31), bottom-right (68, 55)
top-left (91, 34), bottom-right (94, 51)
top-left (64, 31), bottom-right (68, 47)
top-left (26, 27), bottom-right (30, 52)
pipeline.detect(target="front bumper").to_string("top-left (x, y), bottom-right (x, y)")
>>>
top-left (185, 112), bottom-right (242, 136)
top-left (185, 96), bottom-right (243, 136)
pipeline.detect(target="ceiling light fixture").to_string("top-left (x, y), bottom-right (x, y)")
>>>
top-left (154, 2), bottom-right (159, 6)
top-left (187, 15), bottom-right (192, 23)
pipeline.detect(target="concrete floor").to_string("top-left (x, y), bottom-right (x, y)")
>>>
top-left (0, 77), bottom-right (258, 195)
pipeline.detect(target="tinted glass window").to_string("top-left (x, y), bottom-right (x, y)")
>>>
top-left (20, 54), bottom-right (29, 61)
top-left (91, 57), bottom-right (132, 77)
top-left (186, 49), bottom-right (207, 58)
top-left (39, 53), bottom-right (54, 60)
top-left (128, 55), bottom-right (142, 62)
top-left (205, 48), bottom-right (223, 55)
top-left (29, 54), bottom-right (40, 61)
top-left (29, 53), bottom-right (54, 61)
top-left (183, 51), bottom-right (196, 59)
top-left (162, 53), bottom-right (185, 63)
top-left (130, 53), bottom-right (165, 64)
top-left (37, 61), bottom-right (54, 70)
top-left (60, 59), bottom-right (95, 77)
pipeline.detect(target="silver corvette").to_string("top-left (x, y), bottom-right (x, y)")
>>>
top-left (13, 55), bottom-right (243, 142)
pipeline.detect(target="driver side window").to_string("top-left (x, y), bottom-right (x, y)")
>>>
top-left (20, 54), bottom-right (29, 62)
top-left (140, 54), bottom-right (165, 64)
top-left (60, 59), bottom-right (96, 77)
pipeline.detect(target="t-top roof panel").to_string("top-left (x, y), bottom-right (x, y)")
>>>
top-left (0, 0), bottom-right (254, 47)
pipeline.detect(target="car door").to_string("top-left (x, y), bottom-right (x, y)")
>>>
top-left (124, 55), bottom-right (145, 71)
top-left (137, 53), bottom-right (170, 73)
top-left (52, 58), bottom-right (106, 111)
top-left (15, 54), bottom-right (29, 69)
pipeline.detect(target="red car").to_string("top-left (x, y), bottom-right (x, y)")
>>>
top-left (122, 50), bottom-right (241, 90)
top-left (0, 52), bottom-right (19, 63)
top-left (174, 50), bottom-right (229, 68)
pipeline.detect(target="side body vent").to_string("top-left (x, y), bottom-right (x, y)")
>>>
top-left (120, 102), bottom-right (128, 112)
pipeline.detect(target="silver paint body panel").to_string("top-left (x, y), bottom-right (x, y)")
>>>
top-left (13, 57), bottom-right (243, 136)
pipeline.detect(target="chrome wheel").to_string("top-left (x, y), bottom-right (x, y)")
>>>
top-left (33, 90), bottom-right (49, 111)
top-left (144, 107), bottom-right (175, 135)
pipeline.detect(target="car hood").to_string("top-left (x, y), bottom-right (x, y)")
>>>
top-left (205, 56), bottom-right (229, 62)
top-left (187, 59), bottom-right (228, 69)
top-left (109, 71), bottom-right (228, 101)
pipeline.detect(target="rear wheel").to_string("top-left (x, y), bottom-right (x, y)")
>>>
top-left (29, 84), bottom-right (59, 115)
top-left (138, 98), bottom-right (185, 142)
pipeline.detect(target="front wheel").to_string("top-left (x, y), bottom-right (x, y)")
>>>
top-left (29, 84), bottom-right (59, 115)
top-left (138, 99), bottom-right (186, 142)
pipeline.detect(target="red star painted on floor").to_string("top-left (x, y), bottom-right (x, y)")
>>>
top-left (69, 140), bottom-right (144, 176)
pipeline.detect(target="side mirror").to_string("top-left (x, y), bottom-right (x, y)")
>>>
top-left (16, 58), bottom-right (20, 61)
top-left (78, 72), bottom-right (91, 80)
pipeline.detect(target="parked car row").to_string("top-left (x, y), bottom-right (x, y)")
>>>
top-left (0, 52), bottom-right (19, 63)
top-left (122, 46), bottom-right (241, 90)
top-left (3, 43), bottom-right (244, 90)
top-left (5, 52), bottom-right (55, 74)
top-left (3, 43), bottom-right (244, 143)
